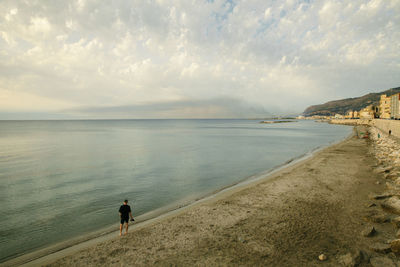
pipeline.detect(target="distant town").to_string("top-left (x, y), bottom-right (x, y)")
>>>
top-left (298, 93), bottom-right (400, 121)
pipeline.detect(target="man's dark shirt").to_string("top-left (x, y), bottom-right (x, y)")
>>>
top-left (119, 205), bottom-right (131, 219)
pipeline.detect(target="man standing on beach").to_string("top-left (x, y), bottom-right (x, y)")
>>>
top-left (119, 199), bottom-right (134, 236)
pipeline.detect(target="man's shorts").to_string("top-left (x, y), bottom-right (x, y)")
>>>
top-left (121, 217), bottom-right (129, 224)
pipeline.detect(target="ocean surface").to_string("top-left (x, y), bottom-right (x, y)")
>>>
top-left (0, 119), bottom-right (352, 262)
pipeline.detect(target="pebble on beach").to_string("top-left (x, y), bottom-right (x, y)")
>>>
top-left (318, 254), bottom-right (327, 261)
top-left (368, 127), bottom-right (400, 264)
top-left (391, 217), bottom-right (400, 228)
top-left (361, 226), bottom-right (376, 237)
top-left (370, 256), bottom-right (396, 267)
top-left (390, 239), bottom-right (400, 255)
top-left (370, 128), bottom-right (400, 171)
top-left (338, 250), bottom-right (363, 266)
top-left (381, 197), bottom-right (400, 215)
top-left (369, 243), bottom-right (391, 254)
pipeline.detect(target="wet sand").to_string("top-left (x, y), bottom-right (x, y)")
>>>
top-left (15, 127), bottom-right (387, 266)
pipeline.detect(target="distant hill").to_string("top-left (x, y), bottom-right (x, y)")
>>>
top-left (303, 87), bottom-right (400, 116)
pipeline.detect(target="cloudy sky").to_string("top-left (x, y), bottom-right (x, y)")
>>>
top-left (0, 0), bottom-right (399, 119)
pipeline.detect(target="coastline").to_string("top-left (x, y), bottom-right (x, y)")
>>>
top-left (2, 129), bottom-right (354, 267)
top-left (42, 125), bottom-right (389, 266)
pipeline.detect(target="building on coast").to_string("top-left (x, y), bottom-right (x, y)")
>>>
top-left (391, 93), bottom-right (400, 120)
top-left (345, 110), bottom-right (360, 119)
top-left (345, 110), bottom-right (353, 119)
top-left (379, 94), bottom-right (391, 119)
top-left (359, 105), bottom-right (376, 119)
top-left (334, 114), bottom-right (344, 119)
top-left (311, 92), bottom-right (398, 121)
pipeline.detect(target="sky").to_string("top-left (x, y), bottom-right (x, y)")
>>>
top-left (0, 0), bottom-right (399, 119)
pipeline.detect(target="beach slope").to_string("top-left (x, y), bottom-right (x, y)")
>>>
top-left (45, 128), bottom-right (383, 266)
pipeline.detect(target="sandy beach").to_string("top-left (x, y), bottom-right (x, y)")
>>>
top-left (9, 126), bottom-right (400, 266)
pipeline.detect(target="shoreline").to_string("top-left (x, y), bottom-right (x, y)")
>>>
top-left (2, 130), bottom-right (354, 267)
top-left (44, 125), bottom-right (390, 266)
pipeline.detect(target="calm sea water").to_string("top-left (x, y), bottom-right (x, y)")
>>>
top-left (0, 119), bottom-right (352, 262)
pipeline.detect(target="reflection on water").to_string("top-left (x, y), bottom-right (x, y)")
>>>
top-left (0, 119), bottom-right (352, 262)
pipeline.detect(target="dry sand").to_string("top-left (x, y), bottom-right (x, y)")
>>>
top-left (18, 127), bottom-right (393, 266)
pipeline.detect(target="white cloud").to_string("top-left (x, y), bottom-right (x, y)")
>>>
top-left (4, 7), bottom-right (17, 21)
top-left (65, 20), bottom-right (76, 30)
top-left (0, 31), bottom-right (15, 45)
top-left (0, 0), bottom-right (399, 118)
top-left (264, 8), bottom-right (271, 19)
top-left (29, 17), bottom-right (51, 33)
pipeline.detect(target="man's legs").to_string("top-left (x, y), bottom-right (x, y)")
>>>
top-left (125, 222), bottom-right (129, 235)
top-left (119, 223), bottom-right (123, 236)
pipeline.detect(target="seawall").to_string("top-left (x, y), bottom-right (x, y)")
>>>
top-left (373, 119), bottom-right (400, 139)
top-left (330, 119), bottom-right (400, 139)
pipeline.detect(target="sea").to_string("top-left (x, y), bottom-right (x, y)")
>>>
top-left (0, 119), bottom-right (352, 262)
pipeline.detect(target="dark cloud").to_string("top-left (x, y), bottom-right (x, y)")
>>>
top-left (67, 97), bottom-right (272, 119)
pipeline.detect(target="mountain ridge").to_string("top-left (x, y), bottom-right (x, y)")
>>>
top-left (303, 87), bottom-right (400, 116)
